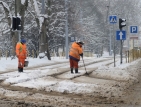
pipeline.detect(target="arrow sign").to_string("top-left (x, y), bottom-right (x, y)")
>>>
top-left (119, 31), bottom-right (123, 39)
top-left (116, 31), bottom-right (126, 40)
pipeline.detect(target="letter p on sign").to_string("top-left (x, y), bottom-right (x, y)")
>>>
top-left (130, 26), bottom-right (138, 33)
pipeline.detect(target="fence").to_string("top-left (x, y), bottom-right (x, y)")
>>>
top-left (3, 49), bottom-right (141, 61)
top-left (125, 49), bottom-right (141, 63)
top-left (51, 51), bottom-right (93, 58)
top-left (0, 50), bottom-right (39, 60)
top-left (0, 50), bottom-right (94, 60)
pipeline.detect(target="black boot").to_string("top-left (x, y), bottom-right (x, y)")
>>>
top-left (71, 68), bottom-right (73, 74)
top-left (21, 68), bottom-right (23, 72)
top-left (75, 68), bottom-right (79, 73)
top-left (18, 67), bottom-right (23, 72)
top-left (18, 67), bottom-right (21, 72)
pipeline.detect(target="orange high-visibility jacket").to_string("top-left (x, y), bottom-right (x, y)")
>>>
top-left (16, 42), bottom-right (27, 59)
top-left (69, 42), bottom-right (83, 61)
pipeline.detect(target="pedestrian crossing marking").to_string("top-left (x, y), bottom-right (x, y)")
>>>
top-left (110, 17), bottom-right (117, 23)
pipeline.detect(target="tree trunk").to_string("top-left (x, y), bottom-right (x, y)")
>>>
top-left (19, 0), bottom-right (28, 34)
top-left (45, 0), bottom-right (51, 60)
top-left (40, 18), bottom-right (47, 53)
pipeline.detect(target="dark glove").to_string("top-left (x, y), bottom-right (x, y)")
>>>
top-left (79, 53), bottom-right (83, 58)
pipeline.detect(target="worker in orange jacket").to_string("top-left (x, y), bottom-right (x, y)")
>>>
top-left (16, 39), bottom-right (27, 72)
top-left (69, 41), bottom-right (84, 73)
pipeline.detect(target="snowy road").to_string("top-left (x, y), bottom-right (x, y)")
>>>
top-left (0, 57), bottom-right (140, 107)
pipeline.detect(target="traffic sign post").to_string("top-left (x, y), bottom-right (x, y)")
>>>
top-left (116, 30), bottom-right (126, 64)
top-left (109, 15), bottom-right (117, 66)
top-left (129, 26), bottom-right (138, 51)
top-left (109, 15), bottom-right (117, 58)
top-left (118, 17), bottom-right (126, 64)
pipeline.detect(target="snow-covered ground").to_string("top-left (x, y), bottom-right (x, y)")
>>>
top-left (0, 52), bottom-right (140, 99)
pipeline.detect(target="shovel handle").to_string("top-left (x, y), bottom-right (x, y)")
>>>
top-left (82, 57), bottom-right (87, 73)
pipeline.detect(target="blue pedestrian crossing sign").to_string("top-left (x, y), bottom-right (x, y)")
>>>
top-left (116, 31), bottom-right (126, 40)
top-left (109, 15), bottom-right (117, 24)
top-left (130, 26), bottom-right (138, 33)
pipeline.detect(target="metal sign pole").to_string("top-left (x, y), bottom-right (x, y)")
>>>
top-left (110, 28), bottom-right (112, 55)
top-left (120, 40), bottom-right (123, 64)
top-left (18, 30), bottom-right (21, 42)
top-left (133, 39), bottom-right (134, 60)
top-left (109, 15), bottom-right (117, 66)
top-left (113, 24), bottom-right (116, 67)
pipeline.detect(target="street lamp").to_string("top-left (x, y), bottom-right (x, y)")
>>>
top-left (65, 0), bottom-right (68, 59)
top-left (106, 0), bottom-right (111, 56)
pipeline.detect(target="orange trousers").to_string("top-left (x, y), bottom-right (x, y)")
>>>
top-left (69, 59), bottom-right (78, 68)
top-left (18, 58), bottom-right (25, 68)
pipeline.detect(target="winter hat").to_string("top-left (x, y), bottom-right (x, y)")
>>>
top-left (79, 41), bottom-right (84, 45)
top-left (77, 41), bottom-right (84, 45)
top-left (21, 39), bottom-right (26, 43)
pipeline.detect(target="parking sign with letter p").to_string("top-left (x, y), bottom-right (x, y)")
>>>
top-left (130, 26), bottom-right (138, 33)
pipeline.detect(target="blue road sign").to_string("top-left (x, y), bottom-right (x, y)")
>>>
top-left (70, 37), bottom-right (75, 42)
top-left (116, 31), bottom-right (126, 40)
top-left (109, 15), bottom-right (117, 24)
top-left (130, 26), bottom-right (138, 33)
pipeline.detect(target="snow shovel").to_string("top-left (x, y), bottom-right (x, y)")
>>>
top-left (82, 57), bottom-right (88, 75)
